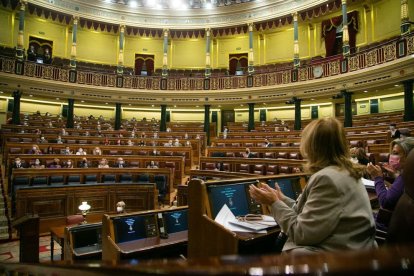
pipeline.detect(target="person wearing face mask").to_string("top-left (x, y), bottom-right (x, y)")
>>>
top-left (31, 159), bottom-right (44, 169)
top-left (114, 157), bottom-right (127, 168)
top-left (64, 159), bottom-right (74, 168)
top-left (367, 138), bottom-right (414, 212)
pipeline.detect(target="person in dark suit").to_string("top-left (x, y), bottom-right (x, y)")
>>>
top-left (12, 157), bottom-right (27, 169)
top-left (114, 157), bottom-right (128, 168)
top-left (389, 123), bottom-right (401, 139)
top-left (264, 138), bottom-right (273, 147)
top-left (27, 45), bottom-right (36, 62)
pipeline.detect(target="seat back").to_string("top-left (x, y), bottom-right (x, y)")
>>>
top-left (264, 152), bottom-right (275, 159)
top-left (239, 164), bottom-right (250, 173)
top-left (67, 175), bottom-right (81, 184)
top-left (137, 174), bottom-right (150, 183)
top-left (102, 174), bottom-right (116, 183)
top-left (13, 176), bottom-right (30, 187)
top-left (32, 176), bottom-right (48, 186)
top-left (66, 215), bottom-right (84, 225)
top-left (277, 152), bottom-right (288, 159)
top-left (266, 165), bottom-right (279, 175)
top-left (84, 174), bottom-right (98, 184)
top-left (49, 175), bottom-right (65, 186)
top-left (279, 166), bottom-right (292, 174)
top-left (253, 164), bottom-right (266, 175)
top-left (120, 174), bottom-right (133, 183)
top-left (204, 162), bottom-right (217, 170)
top-left (154, 175), bottom-right (167, 196)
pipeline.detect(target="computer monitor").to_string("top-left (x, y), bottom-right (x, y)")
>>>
top-left (113, 214), bottom-right (157, 243)
top-left (163, 209), bottom-right (188, 234)
top-left (72, 225), bottom-right (102, 249)
top-left (267, 177), bottom-right (302, 200)
top-left (207, 181), bottom-right (258, 219)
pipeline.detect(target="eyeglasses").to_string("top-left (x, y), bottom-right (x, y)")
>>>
top-left (236, 214), bottom-right (263, 222)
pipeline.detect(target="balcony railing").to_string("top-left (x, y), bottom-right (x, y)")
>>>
top-left (1, 33), bottom-right (413, 91)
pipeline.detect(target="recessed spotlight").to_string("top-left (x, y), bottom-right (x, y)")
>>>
top-left (151, 104), bottom-right (154, 107)
top-left (29, 94), bottom-right (33, 97)
top-left (129, 0), bottom-right (138, 8)
top-left (263, 103), bottom-right (267, 105)
top-left (128, 103), bottom-right (131, 106)
top-left (174, 105), bottom-right (177, 107)
top-left (218, 105), bottom-right (221, 107)
top-left (394, 84), bottom-right (399, 87)
top-left (363, 90), bottom-right (368, 93)
top-left (311, 98), bottom-right (315, 101)
top-left (81, 100), bottom-right (85, 103)
top-left (240, 104), bottom-right (244, 106)
top-left (196, 105), bottom-right (199, 107)
top-left (105, 102), bottom-right (108, 105)
top-left (56, 98), bottom-right (59, 100)
top-left (205, 2), bottom-right (212, 9)
top-left (0, 91), bottom-right (3, 94)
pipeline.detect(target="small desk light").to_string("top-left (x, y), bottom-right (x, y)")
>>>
top-left (78, 201), bottom-right (91, 224)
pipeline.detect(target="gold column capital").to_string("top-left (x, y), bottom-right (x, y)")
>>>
top-left (205, 28), bottom-right (211, 37)
top-left (120, 25), bottom-right (126, 33)
top-left (73, 16), bottom-right (79, 25)
top-left (248, 22), bottom-right (254, 32)
top-left (163, 29), bottom-right (169, 37)
top-left (341, 0), bottom-right (347, 5)
top-left (292, 12), bottom-right (298, 21)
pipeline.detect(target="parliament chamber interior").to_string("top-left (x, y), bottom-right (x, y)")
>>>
top-left (0, 0), bottom-right (413, 274)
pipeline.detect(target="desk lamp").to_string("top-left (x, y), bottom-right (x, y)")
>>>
top-left (78, 201), bottom-right (91, 224)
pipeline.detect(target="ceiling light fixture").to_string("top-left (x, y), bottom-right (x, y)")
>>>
top-left (129, 0), bottom-right (138, 8)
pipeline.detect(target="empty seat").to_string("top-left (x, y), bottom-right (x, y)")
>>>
top-left (266, 165), bottom-right (279, 175)
top-left (226, 152), bottom-right (235, 158)
top-left (245, 143), bottom-right (254, 148)
top-left (163, 151), bottom-right (174, 156)
top-left (137, 174), bottom-right (150, 183)
top-left (289, 152), bottom-right (300, 159)
top-left (239, 164), bottom-right (250, 173)
top-left (67, 175), bottom-right (81, 185)
top-left (21, 138), bottom-right (33, 143)
top-left (138, 150), bottom-right (148, 156)
top-left (222, 163), bottom-right (230, 171)
top-left (204, 163), bottom-right (217, 170)
top-left (279, 166), bottom-right (292, 174)
top-left (49, 175), bottom-right (65, 186)
top-left (66, 215), bottom-right (84, 225)
top-left (32, 176), bottom-right (48, 186)
top-left (366, 140), bottom-right (377, 145)
top-left (264, 152), bottom-right (275, 159)
top-left (109, 150), bottom-right (119, 155)
top-left (253, 164), bottom-right (266, 175)
top-left (13, 176), bottom-right (30, 187)
top-left (216, 143), bottom-right (225, 147)
top-left (280, 142), bottom-right (290, 147)
top-left (84, 174), bottom-right (98, 184)
top-left (129, 161), bottom-right (140, 168)
top-left (9, 148), bottom-right (22, 154)
top-left (276, 152), bottom-right (288, 159)
top-left (123, 150), bottom-right (133, 155)
top-left (66, 140), bottom-right (76, 144)
top-left (120, 174), bottom-right (133, 183)
top-left (78, 140), bottom-right (87, 144)
top-left (292, 142), bottom-right (301, 147)
top-left (231, 143), bottom-right (240, 147)
top-left (102, 174), bottom-right (116, 183)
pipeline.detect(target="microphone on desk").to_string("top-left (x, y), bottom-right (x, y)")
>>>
top-left (158, 213), bottom-right (169, 239)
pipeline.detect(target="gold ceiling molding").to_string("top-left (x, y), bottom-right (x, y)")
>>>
top-left (28, 0), bottom-right (328, 29)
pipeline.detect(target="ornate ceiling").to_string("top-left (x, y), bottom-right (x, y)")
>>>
top-left (29, 0), bottom-right (329, 29)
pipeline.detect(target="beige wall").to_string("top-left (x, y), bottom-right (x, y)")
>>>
top-left (122, 109), bottom-right (161, 120)
top-left (20, 100), bottom-right (62, 115)
top-left (74, 105), bottom-right (115, 118)
top-left (171, 39), bottom-right (205, 69)
top-left (124, 35), bottom-right (163, 68)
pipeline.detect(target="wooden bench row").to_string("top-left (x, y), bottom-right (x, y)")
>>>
top-left (7, 154), bottom-right (184, 187)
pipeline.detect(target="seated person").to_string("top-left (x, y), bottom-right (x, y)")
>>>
top-left (43, 48), bottom-right (52, 64)
top-left (98, 158), bottom-right (109, 168)
top-left (92, 147), bottom-right (102, 155)
top-left (164, 140), bottom-right (173, 147)
top-left (63, 159), bottom-right (74, 168)
top-left (12, 157), bottom-right (27, 169)
top-left (31, 158), bottom-right (45, 169)
top-left (355, 147), bottom-right (369, 165)
top-left (45, 146), bottom-right (55, 154)
top-left (389, 123), bottom-right (401, 139)
top-left (243, 148), bottom-right (253, 158)
top-left (27, 45), bottom-right (36, 62)
top-left (249, 118), bottom-right (376, 253)
top-left (127, 139), bottom-right (134, 146)
top-left (56, 135), bottom-right (63, 144)
top-left (63, 146), bottom-right (73, 155)
top-left (114, 157), bottom-right (127, 168)
top-left (49, 158), bottom-right (62, 168)
top-left (79, 157), bottom-right (89, 168)
top-left (173, 138), bottom-right (182, 147)
top-left (367, 138), bottom-right (414, 229)
top-left (76, 147), bottom-right (87, 155)
top-left (150, 149), bottom-right (160, 156)
top-left (28, 144), bottom-right (42, 155)
top-left (264, 138), bottom-right (273, 147)
top-left (147, 161), bottom-right (159, 169)
top-left (137, 140), bottom-right (145, 146)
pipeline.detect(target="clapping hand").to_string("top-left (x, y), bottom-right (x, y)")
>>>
top-left (366, 162), bottom-right (383, 179)
top-left (249, 182), bottom-right (284, 206)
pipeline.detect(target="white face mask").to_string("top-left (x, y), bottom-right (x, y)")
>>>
top-left (35, 161), bottom-right (40, 165)
top-left (67, 162), bottom-right (71, 165)
top-left (117, 206), bottom-right (123, 213)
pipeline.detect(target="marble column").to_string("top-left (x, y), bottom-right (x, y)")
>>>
top-left (115, 103), bottom-right (122, 130)
top-left (403, 80), bottom-right (414, 121)
top-left (12, 90), bottom-right (22, 125)
top-left (204, 105), bottom-right (211, 145)
top-left (248, 103), bottom-right (255, 132)
top-left (248, 23), bottom-right (255, 75)
top-left (162, 29), bottom-right (169, 78)
top-left (293, 12), bottom-right (300, 68)
top-left (205, 28), bottom-right (211, 77)
top-left (16, 0), bottom-right (26, 61)
top-left (70, 16), bottom-right (79, 69)
top-left (66, 99), bottom-right (75, 128)
top-left (342, 0), bottom-right (350, 56)
top-left (160, 105), bottom-right (167, 131)
top-left (117, 25), bottom-right (125, 75)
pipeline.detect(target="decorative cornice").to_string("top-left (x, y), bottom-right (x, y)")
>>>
top-left (28, 0), bottom-right (328, 29)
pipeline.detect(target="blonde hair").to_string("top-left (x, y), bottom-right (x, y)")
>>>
top-left (300, 117), bottom-right (363, 179)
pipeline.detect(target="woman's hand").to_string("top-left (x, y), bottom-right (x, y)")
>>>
top-left (366, 163), bottom-right (383, 179)
top-left (249, 183), bottom-right (283, 206)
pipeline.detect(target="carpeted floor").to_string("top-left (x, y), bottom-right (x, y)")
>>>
top-left (0, 236), bottom-right (62, 263)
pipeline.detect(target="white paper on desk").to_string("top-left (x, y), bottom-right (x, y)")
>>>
top-left (362, 178), bottom-right (375, 187)
top-left (214, 204), bottom-right (267, 233)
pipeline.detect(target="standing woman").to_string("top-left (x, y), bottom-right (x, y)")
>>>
top-left (249, 118), bottom-right (376, 253)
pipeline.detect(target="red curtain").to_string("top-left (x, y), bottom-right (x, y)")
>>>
top-left (322, 11), bottom-right (358, 57)
top-left (229, 53), bottom-right (248, 75)
top-left (134, 54), bottom-right (154, 76)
